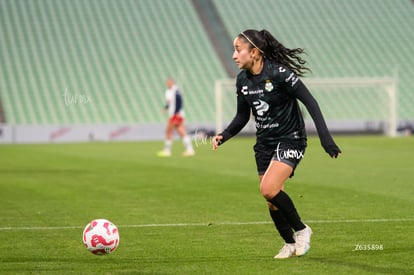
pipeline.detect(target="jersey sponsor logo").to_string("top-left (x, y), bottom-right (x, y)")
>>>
top-left (255, 121), bottom-right (279, 129)
top-left (275, 142), bottom-right (304, 161)
top-left (279, 66), bottom-right (299, 87)
top-left (253, 100), bottom-right (269, 116)
top-left (241, 85), bottom-right (264, 95)
top-left (285, 73), bottom-right (299, 87)
top-left (249, 89), bottom-right (263, 95)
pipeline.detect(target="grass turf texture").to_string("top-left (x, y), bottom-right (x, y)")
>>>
top-left (0, 136), bottom-right (413, 274)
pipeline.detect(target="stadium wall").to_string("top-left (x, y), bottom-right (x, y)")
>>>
top-left (0, 123), bottom-right (216, 144)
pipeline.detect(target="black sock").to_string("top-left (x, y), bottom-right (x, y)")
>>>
top-left (268, 190), bottom-right (305, 231)
top-left (269, 209), bottom-right (295, 243)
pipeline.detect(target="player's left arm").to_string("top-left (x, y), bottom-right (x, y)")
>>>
top-left (293, 80), bottom-right (342, 158)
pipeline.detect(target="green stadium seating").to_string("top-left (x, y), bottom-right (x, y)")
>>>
top-left (214, 0), bottom-right (414, 120)
top-left (0, 0), bottom-right (413, 124)
top-left (0, 0), bottom-right (227, 124)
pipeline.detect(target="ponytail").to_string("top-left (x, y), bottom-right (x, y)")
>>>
top-left (239, 29), bottom-right (311, 77)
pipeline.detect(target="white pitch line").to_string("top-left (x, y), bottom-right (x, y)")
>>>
top-left (0, 218), bottom-right (413, 231)
top-left (0, 225), bottom-right (83, 231)
top-left (307, 218), bottom-right (414, 223)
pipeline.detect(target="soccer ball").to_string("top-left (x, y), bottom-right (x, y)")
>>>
top-left (82, 219), bottom-right (120, 255)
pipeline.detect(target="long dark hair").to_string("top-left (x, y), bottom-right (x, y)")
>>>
top-left (238, 29), bottom-right (310, 77)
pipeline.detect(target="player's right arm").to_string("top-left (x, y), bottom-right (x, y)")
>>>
top-left (212, 94), bottom-right (250, 150)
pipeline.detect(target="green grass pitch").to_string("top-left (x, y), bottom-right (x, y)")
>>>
top-left (0, 136), bottom-right (413, 274)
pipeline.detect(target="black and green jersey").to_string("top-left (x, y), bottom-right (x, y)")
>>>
top-left (235, 59), bottom-right (306, 146)
top-left (221, 58), bottom-right (338, 154)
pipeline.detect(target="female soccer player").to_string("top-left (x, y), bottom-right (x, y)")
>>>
top-left (158, 78), bottom-right (194, 157)
top-left (212, 29), bottom-right (341, 259)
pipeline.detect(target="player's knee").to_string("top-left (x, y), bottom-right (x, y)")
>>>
top-left (260, 184), bottom-right (280, 200)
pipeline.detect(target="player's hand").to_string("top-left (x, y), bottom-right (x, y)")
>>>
top-left (325, 144), bottom-right (342, 158)
top-left (212, 135), bottom-right (223, 151)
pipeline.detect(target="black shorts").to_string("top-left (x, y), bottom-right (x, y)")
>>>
top-left (254, 141), bottom-right (306, 176)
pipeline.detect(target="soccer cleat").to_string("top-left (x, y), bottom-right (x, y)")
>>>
top-left (294, 224), bottom-right (312, 256)
top-left (274, 243), bottom-right (296, 259)
top-left (157, 150), bottom-right (171, 157)
top-left (182, 150), bottom-right (195, 157)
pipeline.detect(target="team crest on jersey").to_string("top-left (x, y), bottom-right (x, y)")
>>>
top-left (265, 80), bottom-right (274, 92)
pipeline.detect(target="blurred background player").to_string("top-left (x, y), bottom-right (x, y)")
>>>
top-left (158, 78), bottom-right (195, 157)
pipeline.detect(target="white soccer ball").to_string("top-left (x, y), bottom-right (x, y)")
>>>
top-left (82, 219), bottom-right (120, 255)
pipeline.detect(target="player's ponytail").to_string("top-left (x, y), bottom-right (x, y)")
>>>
top-left (239, 29), bottom-right (310, 77)
top-left (260, 29), bottom-right (310, 77)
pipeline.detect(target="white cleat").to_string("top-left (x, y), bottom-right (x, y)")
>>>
top-left (274, 243), bottom-right (296, 259)
top-left (182, 150), bottom-right (195, 157)
top-left (294, 224), bottom-right (312, 256)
